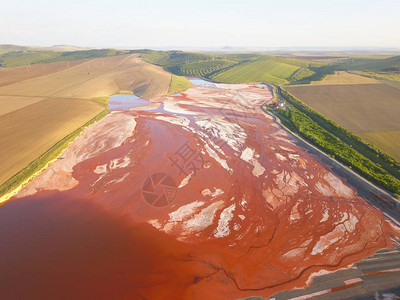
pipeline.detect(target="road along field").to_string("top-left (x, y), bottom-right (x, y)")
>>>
top-left (285, 83), bottom-right (400, 161)
top-left (2, 80), bottom-right (399, 299)
top-left (0, 54), bottom-right (172, 187)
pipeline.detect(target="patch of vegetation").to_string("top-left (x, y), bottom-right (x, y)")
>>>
top-left (168, 74), bottom-right (192, 94)
top-left (92, 96), bottom-right (110, 107)
top-left (290, 67), bottom-right (315, 81)
top-left (275, 87), bottom-right (400, 196)
top-left (0, 109), bottom-right (109, 199)
top-left (288, 65), bottom-right (337, 84)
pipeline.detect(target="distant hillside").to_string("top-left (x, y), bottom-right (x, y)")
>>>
top-left (141, 50), bottom-right (256, 78)
top-left (0, 44), bottom-right (36, 54)
top-left (0, 48), bottom-right (129, 68)
top-left (0, 44), bottom-right (89, 53)
top-left (41, 49), bottom-right (129, 63)
top-left (47, 45), bottom-right (90, 51)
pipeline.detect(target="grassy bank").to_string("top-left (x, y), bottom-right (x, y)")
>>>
top-left (0, 108), bottom-right (109, 200)
top-left (168, 74), bottom-right (193, 94)
top-left (273, 88), bottom-right (400, 198)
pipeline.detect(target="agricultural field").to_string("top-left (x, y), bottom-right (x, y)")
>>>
top-left (0, 60), bottom-right (85, 86)
top-left (0, 53), bottom-right (172, 187)
top-left (210, 56), bottom-right (319, 84)
top-left (285, 83), bottom-right (400, 160)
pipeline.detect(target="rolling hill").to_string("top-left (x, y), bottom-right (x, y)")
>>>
top-left (0, 48), bottom-right (129, 68)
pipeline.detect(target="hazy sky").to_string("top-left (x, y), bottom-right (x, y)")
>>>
top-left (1, 0), bottom-right (399, 49)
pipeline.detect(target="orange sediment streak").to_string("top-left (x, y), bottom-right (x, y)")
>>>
top-left (363, 268), bottom-right (400, 276)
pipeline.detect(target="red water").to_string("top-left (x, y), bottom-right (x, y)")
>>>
top-left (0, 192), bottom-right (200, 299)
top-left (1, 82), bottom-right (399, 299)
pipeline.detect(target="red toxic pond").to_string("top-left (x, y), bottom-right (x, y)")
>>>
top-left (1, 81), bottom-right (399, 299)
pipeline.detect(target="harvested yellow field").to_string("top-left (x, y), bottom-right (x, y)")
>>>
top-left (0, 95), bottom-right (45, 116)
top-left (0, 98), bottom-right (104, 184)
top-left (308, 71), bottom-right (380, 85)
top-left (0, 60), bottom-right (85, 87)
top-left (0, 54), bottom-right (172, 185)
top-left (360, 131), bottom-right (400, 161)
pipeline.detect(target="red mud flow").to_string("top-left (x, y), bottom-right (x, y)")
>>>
top-left (1, 80), bottom-right (399, 299)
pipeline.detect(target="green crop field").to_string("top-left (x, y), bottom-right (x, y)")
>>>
top-left (210, 56), bottom-right (319, 84)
